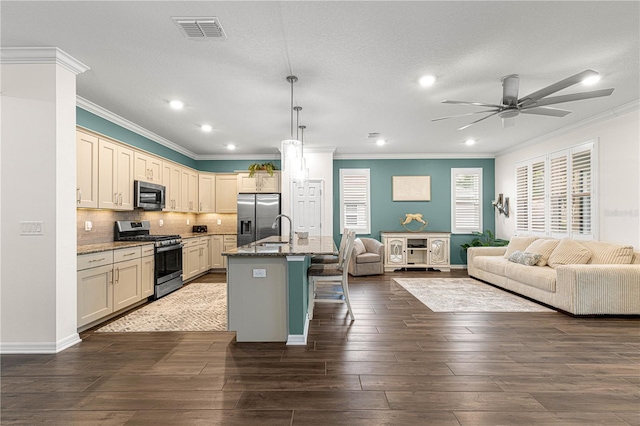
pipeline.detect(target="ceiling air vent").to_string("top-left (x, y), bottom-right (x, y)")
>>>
top-left (172, 17), bottom-right (227, 40)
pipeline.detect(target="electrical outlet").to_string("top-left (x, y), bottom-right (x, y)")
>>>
top-left (252, 269), bottom-right (267, 278)
top-left (159, 219), bottom-right (164, 227)
top-left (84, 221), bottom-right (92, 231)
top-left (217, 219), bottom-right (222, 225)
top-left (187, 219), bottom-right (190, 225)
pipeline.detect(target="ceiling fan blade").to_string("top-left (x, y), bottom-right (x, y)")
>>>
top-left (501, 74), bottom-right (519, 106)
top-left (529, 88), bottom-right (614, 107)
top-left (431, 109), bottom-right (499, 122)
top-left (457, 111), bottom-right (501, 130)
top-left (502, 117), bottom-right (516, 128)
top-left (518, 69), bottom-right (599, 107)
top-left (442, 100), bottom-right (503, 108)
top-left (520, 106), bottom-right (572, 117)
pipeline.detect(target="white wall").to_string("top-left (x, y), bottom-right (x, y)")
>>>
top-left (1, 49), bottom-right (86, 353)
top-left (495, 107), bottom-right (640, 249)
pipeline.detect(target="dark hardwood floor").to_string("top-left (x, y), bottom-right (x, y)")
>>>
top-left (2, 270), bottom-right (639, 425)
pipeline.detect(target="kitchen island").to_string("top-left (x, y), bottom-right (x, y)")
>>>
top-left (223, 235), bottom-right (337, 344)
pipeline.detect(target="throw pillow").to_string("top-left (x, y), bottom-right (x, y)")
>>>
top-left (503, 236), bottom-right (539, 258)
top-left (579, 240), bottom-right (634, 264)
top-left (508, 250), bottom-right (542, 266)
top-left (524, 238), bottom-right (560, 266)
top-left (547, 238), bottom-right (592, 268)
top-left (353, 238), bottom-right (366, 256)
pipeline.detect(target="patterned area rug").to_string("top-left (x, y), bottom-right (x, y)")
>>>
top-left (96, 283), bottom-right (227, 332)
top-left (394, 277), bottom-right (554, 312)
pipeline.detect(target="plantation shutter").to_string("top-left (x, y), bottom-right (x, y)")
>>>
top-left (571, 145), bottom-right (593, 238)
top-left (530, 158), bottom-right (547, 235)
top-left (339, 169), bottom-right (370, 234)
top-left (549, 153), bottom-right (568, 237)
top-left (515, 164), bottom-right (529, 232)
top-left (451, 168), bottom-right (482, 234)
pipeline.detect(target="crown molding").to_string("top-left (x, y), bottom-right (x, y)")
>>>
top-left (333, 152), bottom-right (495, 160)
top-left (1, 47), bottom-right (89, 75)
top-left (197, 153), bottom-right (281, 161)
top-left (76, 96), bottom-right (197, 159)
top-left (496, 100), bottom-right (640, 156)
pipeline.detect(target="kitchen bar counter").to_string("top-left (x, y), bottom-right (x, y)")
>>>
top-left (224, 236), bottom-right (337, 344)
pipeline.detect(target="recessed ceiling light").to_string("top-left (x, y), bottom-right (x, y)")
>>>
top-left (201, 124), bottom-right (212, 132)
top-left (376, 139), bottom-right (386, 146)
top-left (227, 144), bottom-right (236, 150)
top-left (419, 75), bottom-right (436, 87)
top-left (169, 100), bottom-right (184, 109)
top-left (582, 74), bottom-right (601, 86)
top-left (465, 139), bottom-right (476, 146)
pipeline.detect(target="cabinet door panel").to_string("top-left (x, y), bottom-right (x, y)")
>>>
top-left (113, 259), bottom-right (141, 311)
top-left (429, 238), bottom-right (449, 265)
top-left (211, 236), bottom-right (224, 268)
top-left (77, 265), bottom-right (113, 327)
top-left (198, 173), bottom-right (215, 213)
top-left (116, 147), bottom-right (134, 210)
top-left (141, 255), bottom-right (155, 298)
top-left (215, 174), bottom-right (238, 213)
top-left (98, 140), bottom-right (118, 209)
top-left (76, 131), bottom-right (99, 208)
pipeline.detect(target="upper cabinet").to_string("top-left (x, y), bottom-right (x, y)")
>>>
top-left (134, 152), bottom-right (163, 184)
top-left (162, 161), bottom-right (181, 212)
top-left (98, 139), bottom-right (134, 210)
top-left (181, 168), bottom-right (198, 212)
top-left (76, 131), bottom-right (99, 208)
top-left (237, 172), bottom-right (281, 193)
top-left (198, 173), bottom-right (216, 213)
top-left (215, 174), bottom-right (238, 213)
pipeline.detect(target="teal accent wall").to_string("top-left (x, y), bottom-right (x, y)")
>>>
top-left (77, 108), bottom-right (197, 168)
top-left (197, 160), bottom-right (281, 173)
top-left (333, 158), bottom-right (495, 265)
top-left (287, 256), bottom-right (311, 336)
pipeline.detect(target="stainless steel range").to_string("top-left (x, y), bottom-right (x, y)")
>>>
top-left (115, 220), bottom-right (183, 299)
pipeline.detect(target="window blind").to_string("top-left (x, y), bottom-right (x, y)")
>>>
top-left (571, 147), bottom-right (592, 237)
top-left (451, 168), bottom-right (482, 234)
top-left (549, 154), bottom-right (568, 236)
top-left (339, 169), bottom-right (370, 233)
top-left (530, 159), bottom-right (546, 234)
top-left (515, 164), bottom-right (529, 232)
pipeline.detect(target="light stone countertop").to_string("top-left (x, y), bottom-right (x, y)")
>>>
top-left (77, 241), bottom-right (155, 255)
top-left (224, 236), bottom-right (337, 257)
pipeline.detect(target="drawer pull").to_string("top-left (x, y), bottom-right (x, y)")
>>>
top-left (123, 252), bottom-right (136, 256)
top-left (89, 257), bottom-right (106, 263)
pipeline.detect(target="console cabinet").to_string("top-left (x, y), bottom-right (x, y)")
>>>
top-left (381, 232), bottom-right (450, 272)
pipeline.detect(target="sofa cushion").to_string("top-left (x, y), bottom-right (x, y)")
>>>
top-left (504, 262), bottom-right (557, 292)
top-left (579, 240), bottom-right (634, 264)
top-left (524, 238), bottom-right (560, 266)
top-left (356, 252), bottom-right (381, 264)
top-left (508, 250), bottom-right (542, 266)
top-left (474, 256), bottom-right (510, 276)
top-left (548, 238), bottom-right (592, 269)
top-left (353, 238), bottom-right (366, 256)
top-left (504, 236), bottom-right (539, 258)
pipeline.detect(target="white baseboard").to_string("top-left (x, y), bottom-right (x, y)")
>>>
top-left (286, 313), bottom-right (310, 345)
top-left (1, 333), bottom-right (81, 354)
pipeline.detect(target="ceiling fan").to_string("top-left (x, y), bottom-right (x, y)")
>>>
top-left (432, 70), bottom-right (614, 130)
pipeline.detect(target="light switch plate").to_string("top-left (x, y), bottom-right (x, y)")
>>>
top-left (20, 221), bottom-right (44, 235)
top-left (217, 219), bottom-right (222, 225)
top-left (85, 221), bottom-right (92, 231)
top-left (159, 219), bottom-right (164, 227)
top-left (252, 269), bottom-right (267, 278)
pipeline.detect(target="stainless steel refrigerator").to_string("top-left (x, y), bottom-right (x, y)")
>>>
top-left (237, 193), bottom-right (281, 246)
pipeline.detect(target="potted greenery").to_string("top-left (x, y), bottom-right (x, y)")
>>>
top-left (461, 229), bottom-right (509, 251)
top-left (248, 162), bottom-right (278, 177)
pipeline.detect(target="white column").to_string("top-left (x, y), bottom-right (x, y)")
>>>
top-left (1, 47), bottom-right (89, 353)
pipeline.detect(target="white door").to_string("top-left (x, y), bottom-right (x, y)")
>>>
top-left (292, 179), bottom-right (323, 237)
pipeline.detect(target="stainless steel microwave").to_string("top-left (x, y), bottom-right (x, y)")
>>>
top-left (134, 180), bottom-right (166, 211)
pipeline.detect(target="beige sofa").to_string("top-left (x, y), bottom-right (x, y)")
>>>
top-left (467, 237), bottom-right (640, 315)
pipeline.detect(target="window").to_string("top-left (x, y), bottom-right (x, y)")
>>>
top-left (339, 168), bottom-right (370, 234)
top-left (515, 141), bottom-right (596, 239)
top-left (451, 168), bottom-right (482, 234)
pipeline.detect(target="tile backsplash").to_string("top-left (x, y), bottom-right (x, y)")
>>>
top-left (77, 209), bottom-right (237, 245)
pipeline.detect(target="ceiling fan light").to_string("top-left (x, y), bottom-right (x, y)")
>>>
top-left (582, 74), bottom-right (601, 85)
top-left (419, 75), bottom-right (436, 87)
top-left (376, 139), bottom-right (386, 146)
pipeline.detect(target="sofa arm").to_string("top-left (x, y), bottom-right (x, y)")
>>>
top-left (556, 264), bottom-right (640, 315)
top-left (467, 246), bottom-right (507, 277)
top-left (363, 238), bottom-right (384, 256)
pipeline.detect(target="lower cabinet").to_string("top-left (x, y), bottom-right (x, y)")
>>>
top-left (141, 246), bottom-right (155, 298)
top-left (77, 245), bottom-right (151, 329)
top-left (211, 235), bottom-right (224, 268)
top-left (223, 235), bottom-right (237, 268)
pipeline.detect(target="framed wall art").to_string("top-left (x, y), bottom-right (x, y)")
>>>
top-left (392, 176), bottom-right (431, 201)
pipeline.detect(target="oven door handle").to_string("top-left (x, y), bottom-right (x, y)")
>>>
top-left (156, 244), bottom-right (183, 253)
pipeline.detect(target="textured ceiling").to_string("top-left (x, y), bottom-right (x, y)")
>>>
top-left (2, 1), bottom-right (639, 159)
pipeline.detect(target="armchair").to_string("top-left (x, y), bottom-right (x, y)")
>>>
top-left (348, 237), bottom-right (384, 276)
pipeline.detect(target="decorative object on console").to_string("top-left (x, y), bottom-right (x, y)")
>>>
top-left (399, 212), bottom-right (428, 232)
top-left (492, 193), bottom-right (509, 217)
top-left (392, 175), bottom-right (431, 201)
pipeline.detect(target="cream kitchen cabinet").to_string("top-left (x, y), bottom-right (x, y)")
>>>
top-left (215, 174), bottom-right (238, 213)
top-left (183, 236), bottom-right (212, 281)
top-left (162, 161), bottom-right (181, 211)
top-left (198, 173), bottom-right (216, 213)
top-left (76, 130), bottom-right (99, 208)
top-left (222, 235), bottom-right (237, 268)
top-left (134, 151), bottom-right (163, 184)
top-left (237, 172), bottom-right (281, 193)
top-left (199, 236), bottom-right (211, 273)
top-left (211, 235), bottom-right (224, 269)
top-left (381, 232), bottom-right (451, 272)
top-left (98, 139), bottom-right (134, 210)
top-left (181, 168), bottom-right (199, 212)
top-left (141, 245), bottom-right (155, 299)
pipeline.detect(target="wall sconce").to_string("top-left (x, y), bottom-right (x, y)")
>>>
top-left (492, 193), bottom-right (509, 217)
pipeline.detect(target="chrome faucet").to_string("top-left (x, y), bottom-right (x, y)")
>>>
top-left (272, 214), bottom-right (293, 244)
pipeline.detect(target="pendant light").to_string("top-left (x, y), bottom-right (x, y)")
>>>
top-left (298, 124), bottom-right (309, 183)
top-left (281, 76), bottom-right (303, 172)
